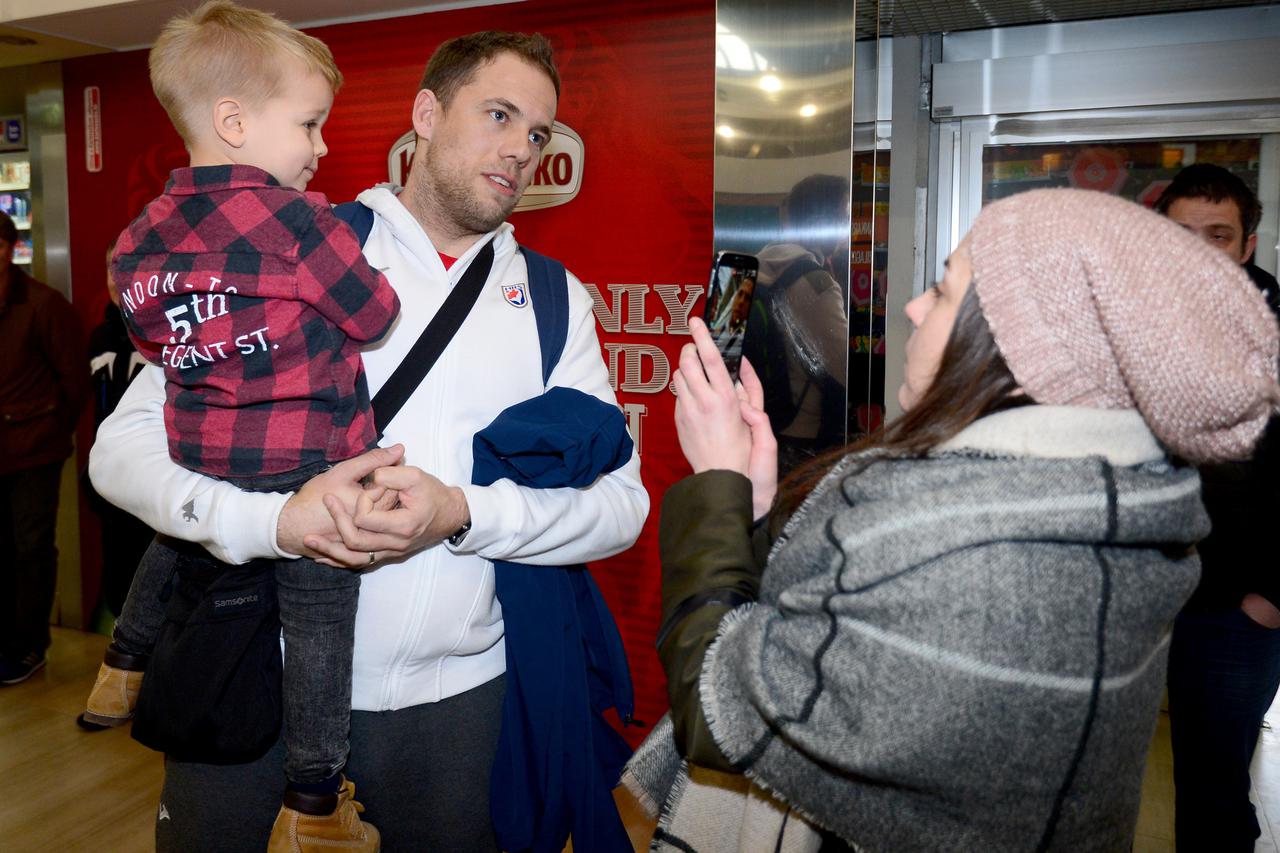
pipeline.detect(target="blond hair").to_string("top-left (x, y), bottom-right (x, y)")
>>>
top-left (150, 1), bottom-right (343, 145)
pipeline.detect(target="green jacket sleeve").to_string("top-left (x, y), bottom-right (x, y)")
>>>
top-left (657, 469), bottom-right (763, 772)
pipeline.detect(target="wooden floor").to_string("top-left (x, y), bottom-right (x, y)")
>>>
top-left (0, 628), bottom-right (163, 853)
top-left (6, 626), bottom-right (1280, 852)
top-left (0, 627), bottom-right (655, 853)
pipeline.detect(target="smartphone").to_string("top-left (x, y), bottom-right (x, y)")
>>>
top-left (704, 251), bottom-right (759, 381)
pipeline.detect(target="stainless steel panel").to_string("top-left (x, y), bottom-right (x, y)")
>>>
top-left (882, 0), bottom-right (1274, 39)
top-left (26, 65), bottom-right (70, 298)
top-left (942, 5), bottom-right (1280, 61)
top-left (882, 35), bottom-right (927, 425)
top-left (714, 0), bottom-right (856, 474)
top-left (18, 64), bottom-right (80, 630)
top-left (933, 37), bottom-right (1280, 119)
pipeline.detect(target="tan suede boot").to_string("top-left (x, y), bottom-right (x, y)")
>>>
top-left (267, 777), bottom-right (380, 853)
top-left (78, 663), bottom-right (144, 729)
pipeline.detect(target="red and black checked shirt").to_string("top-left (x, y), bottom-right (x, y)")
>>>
top-left (111, 165), bottom-right (399, 478)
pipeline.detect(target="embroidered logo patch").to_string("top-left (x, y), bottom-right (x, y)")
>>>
top-left (503, 282), bottom-right (528, 308)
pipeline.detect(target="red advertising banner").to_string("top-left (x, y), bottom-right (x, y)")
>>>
top-left (64, 0), bottom-right (714, 741)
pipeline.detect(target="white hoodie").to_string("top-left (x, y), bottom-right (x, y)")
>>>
top-left (89, 187), bottom-right (649, 710)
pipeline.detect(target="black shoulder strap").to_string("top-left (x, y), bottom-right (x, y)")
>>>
top-left (770, 256), bottom-right (823, 296)
top-left (335, 200), bottom-right (571, 430)
top-left (371, 240), bottom-right (495, 436)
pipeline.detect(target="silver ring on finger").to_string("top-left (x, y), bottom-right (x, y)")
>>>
top-left (367, 551), bottom-right (376, 566)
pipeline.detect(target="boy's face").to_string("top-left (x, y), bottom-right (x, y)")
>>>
top-left (240, 64), bottom-right (334, 191)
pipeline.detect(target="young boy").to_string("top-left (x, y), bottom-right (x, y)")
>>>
top-left (81, 3), bottom-right (397, 850)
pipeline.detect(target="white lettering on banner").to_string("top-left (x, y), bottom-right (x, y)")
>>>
top-left (586, 283), bottom-right (705, 456)
top-left (622, 403), bottom-right (648, 451)
top-left (387, 122), bottom-right (584, 211)
top-left (581, 283), bottom-right (701, 335)
top-left (604, 343), bottom-right (670, 394)
top-left (652, 285), bottom-right (701, 335)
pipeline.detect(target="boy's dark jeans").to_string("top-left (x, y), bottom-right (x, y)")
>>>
top-left (112, 461), bottom-right (360, 785)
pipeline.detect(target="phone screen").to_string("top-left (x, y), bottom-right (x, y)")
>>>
top-left (704, 252), bottom-right (759, 381)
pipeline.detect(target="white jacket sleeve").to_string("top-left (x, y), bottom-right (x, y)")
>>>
top-left (87, 365), bottom-right (292, 565)
top-left (455, 272), bottom-right (649, 565)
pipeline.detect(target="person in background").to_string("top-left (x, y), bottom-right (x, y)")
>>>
top-left (1157, 162), bottom-right (1280, 311)
top-left (626, 189), bottom-right (1279, 851)
top-left (83, 241), bottom-right (151, 619)
top-left (0, 210), bottom-right (89, 685)
top-left (742, 174), bottom-right (850, 475)
top-left (1155, 162), bottom-right (1280, 851)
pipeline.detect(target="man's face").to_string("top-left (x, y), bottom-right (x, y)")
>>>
top-left (1166, 196), bottom-right (1257, 265)
top-left (412, 52), bottom-right (557, 235)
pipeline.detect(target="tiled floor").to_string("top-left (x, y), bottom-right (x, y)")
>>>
top-left (1134, 692), bottom-right (1280, 852)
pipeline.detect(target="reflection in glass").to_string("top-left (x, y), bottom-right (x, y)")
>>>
top-left (982, 136), bottom-right (1263, 207)
top-left (713, 0), bottom-right (855, 477)
top-left (742, 177), bottom-right (851, 474)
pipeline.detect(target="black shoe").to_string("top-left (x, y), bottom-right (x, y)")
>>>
top-left (0, 651), bottom-right (46, 685)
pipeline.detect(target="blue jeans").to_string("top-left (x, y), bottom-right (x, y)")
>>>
top-left (113, 461), bottom-right (360, 784)
top-left (0, 461), bottom-right (62, 658)
top-left (1168, 606), bottom-right (1280, 852)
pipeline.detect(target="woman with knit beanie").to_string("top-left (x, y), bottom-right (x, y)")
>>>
top-left (624, 188), bottom-right (1280, 852)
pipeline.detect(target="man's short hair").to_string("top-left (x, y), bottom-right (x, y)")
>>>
top-left (149, 0), bottom-right (343, 145)
top-left (783, 174), bottom-right (851, 230)
top-left (1154, 162), bottom-right (1262, 236)
top-left (0, 211), bottom-right (15, 247)
top-left (418, 31), bottom-right (560, 108)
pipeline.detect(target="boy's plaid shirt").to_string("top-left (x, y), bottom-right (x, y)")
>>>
top-left (112, 165), bottom-right (400, 478)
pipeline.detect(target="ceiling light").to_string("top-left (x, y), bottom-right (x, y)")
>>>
top-left (716, 124), bottom-right (736, 139)
top-left (799, 103), bottom-right (818, 118)
top-left (759, 74), bottom-right (782, 93)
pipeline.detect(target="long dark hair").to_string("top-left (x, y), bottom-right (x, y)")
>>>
top-left (775, 283), bottom-right (1028, 517)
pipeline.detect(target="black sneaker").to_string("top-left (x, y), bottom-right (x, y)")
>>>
top-left (0, 651), bottom-right (47, 685)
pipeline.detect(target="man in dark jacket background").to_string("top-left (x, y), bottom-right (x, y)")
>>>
top-left (0, 210), bottom-right (88, 684)
top-left (1156, 163), bottom-right (1280, 851)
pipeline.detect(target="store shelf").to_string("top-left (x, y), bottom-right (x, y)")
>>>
top-left (13, 258), bottom-right (31, 265)
top-left (12, 218), bottom-right (30, 230)
top-left (0, 182), bottom-right (29, 192)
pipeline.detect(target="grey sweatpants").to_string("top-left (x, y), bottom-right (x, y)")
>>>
top-left (154, 674), bottom-right (505, 852)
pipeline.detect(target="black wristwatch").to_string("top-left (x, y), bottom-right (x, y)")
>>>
top-left (446, 520), bottom-right (471, 547)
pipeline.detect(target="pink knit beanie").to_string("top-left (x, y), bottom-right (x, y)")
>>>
top-left (969, 188), bottom-right (1280, 462)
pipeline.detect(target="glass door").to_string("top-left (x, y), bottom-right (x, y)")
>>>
top-left (935, 115), bottom-right (1280, 282)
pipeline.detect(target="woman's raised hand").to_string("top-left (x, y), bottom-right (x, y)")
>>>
top-left (673, 317), bottom-right (778, 519)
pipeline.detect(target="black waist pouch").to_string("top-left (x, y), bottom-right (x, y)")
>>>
top-left (131, 542), bottom-right (283, 764)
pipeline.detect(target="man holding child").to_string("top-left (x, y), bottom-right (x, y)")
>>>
top-left (90, 4), bottom-right (647, 851)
